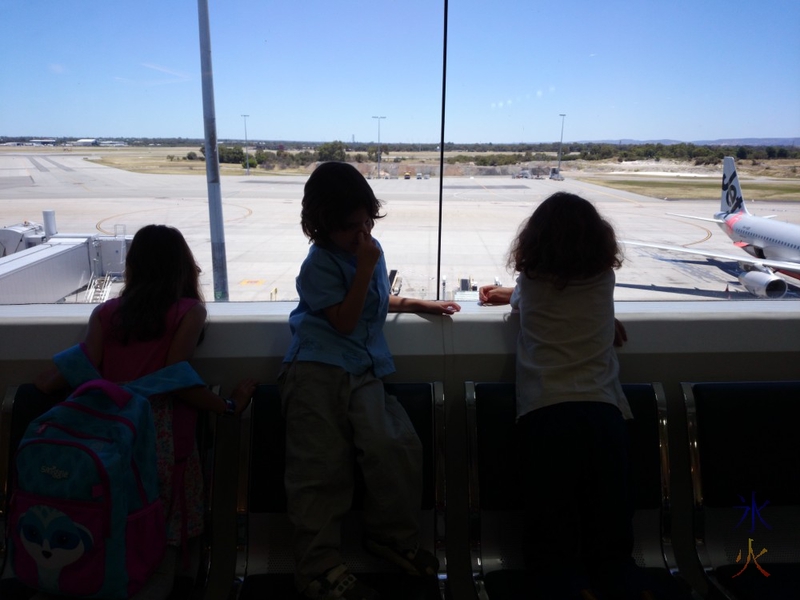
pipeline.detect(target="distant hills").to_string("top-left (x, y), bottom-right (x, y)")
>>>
top-left (2, 136), bottom-right (798, 149)
top-left (589, 138), bottom-right (798, 147)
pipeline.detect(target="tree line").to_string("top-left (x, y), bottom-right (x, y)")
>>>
top-left (188, 140), bottom-right (799, 171)
top-left (6, 135), bottom-right (795, 169)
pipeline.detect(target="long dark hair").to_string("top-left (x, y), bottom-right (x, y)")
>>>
top-left (300, 161), bottom-right (384, 245)
top-left (113, 225), bottom-right (203, 343)
top-left (508, 192), bottom-right (622, 288)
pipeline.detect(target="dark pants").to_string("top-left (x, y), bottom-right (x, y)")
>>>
top-left (517, 401), bottom-right (636, 599)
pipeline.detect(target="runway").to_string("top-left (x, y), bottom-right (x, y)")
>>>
top-left (2, 151), bottom-right (799, 302)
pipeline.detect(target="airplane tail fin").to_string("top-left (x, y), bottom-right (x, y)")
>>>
top-left (720, 156), bottom-right (748, 215)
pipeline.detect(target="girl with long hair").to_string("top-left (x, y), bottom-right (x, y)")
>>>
top-left (36, 224), bottom-right (256, 598)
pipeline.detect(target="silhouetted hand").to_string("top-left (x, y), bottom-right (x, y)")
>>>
top-left (355, 232), bottom-right (381, 271)
top-left (230, 378), bottom-right (258, 416)
top-left (421, 300), bottom-right (461, 315)
top-left (478, 285), bottom-right (513, 305)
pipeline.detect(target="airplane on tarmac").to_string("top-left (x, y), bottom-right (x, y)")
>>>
top-left (625, 156), bottom-right (800, 298)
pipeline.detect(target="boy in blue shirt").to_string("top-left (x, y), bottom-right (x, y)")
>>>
top-left (281, 161), bottom-right (459, 599)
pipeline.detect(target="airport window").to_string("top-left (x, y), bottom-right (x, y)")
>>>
top-left (1, 1), bottom-right (798, 304)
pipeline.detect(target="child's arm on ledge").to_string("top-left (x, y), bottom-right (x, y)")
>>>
top-left (389, 296), bottom-right (461, 315)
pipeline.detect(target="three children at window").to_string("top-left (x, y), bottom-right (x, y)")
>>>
top-left (31, 170), bottom-right (641, 600)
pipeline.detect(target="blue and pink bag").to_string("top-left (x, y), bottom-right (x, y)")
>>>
top-left (8, 344), bottom-right (204, 599)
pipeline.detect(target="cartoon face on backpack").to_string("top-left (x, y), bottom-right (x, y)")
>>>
top-left (17, 505), bottom-right (94, 589)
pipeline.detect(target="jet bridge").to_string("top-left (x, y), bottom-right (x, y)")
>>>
top-left (0, 213), bottom-right (130, 304)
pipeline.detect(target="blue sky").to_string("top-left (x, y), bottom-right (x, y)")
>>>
top-left (2, 0), bottom-right (798, 144)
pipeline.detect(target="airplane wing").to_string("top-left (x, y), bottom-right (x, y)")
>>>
top-left (667, 211), bottom-right (777, 221)
top-left (666, 212), bottom-right (725, 224)
top-left (621, 240), bottom-right (800, 274)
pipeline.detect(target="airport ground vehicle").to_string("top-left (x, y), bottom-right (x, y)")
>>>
top-left (404, 171), bottom-right (411, 179)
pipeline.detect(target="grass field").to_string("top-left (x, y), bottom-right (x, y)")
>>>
top-left (86, 146), bottom-right (254, 176)
top-left (82, 149), bottom-right (800, 200)
top-left (4, 145), bottom-right (800, 201)
top-left (574, 177), bottom-right (800, 201)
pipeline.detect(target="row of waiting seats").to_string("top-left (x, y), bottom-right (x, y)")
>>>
top-left (1, 381), bottom-right (799, 599)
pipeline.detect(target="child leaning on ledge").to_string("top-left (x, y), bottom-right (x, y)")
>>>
top-left (33, 224), bottom-right (257, 600)
top-left (479, 193), bottom-right (672, 600)
top-left (280, 161), bottom-right (459, 600)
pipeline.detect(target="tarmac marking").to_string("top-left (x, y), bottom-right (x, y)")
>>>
top-left (662, 216), bottom-right (714, 246)
top-left (27, 157), bottom-right (48, 172)
top-left (95, 202), bottom-right (254, 233)
top-left (42, 157), bottom-right (74, 172)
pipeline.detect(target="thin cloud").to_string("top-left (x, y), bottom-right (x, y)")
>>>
top-left (115, 63), bottom-right (191, 86)
top-left (49, 64), bottom-right (66, 74)
top-left (141, 63), bottom-right (190, 80)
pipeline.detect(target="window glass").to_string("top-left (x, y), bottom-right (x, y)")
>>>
top-left (439, 1), bottom-right (800, 302)
top-left (1, 1), bottom-right (798, 304)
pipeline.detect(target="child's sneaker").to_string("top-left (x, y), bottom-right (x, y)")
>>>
top-left (302, 564), bottom-right (380, 600)
top-left (363, 539), bottom-right (439, 576)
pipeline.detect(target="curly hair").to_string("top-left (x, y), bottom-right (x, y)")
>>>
top-left (114, 224), bottom-right (204, 343)
top-left (508, 192), bottom-right (622, 288)
top-left (301, 161), bottom-right (384, 245)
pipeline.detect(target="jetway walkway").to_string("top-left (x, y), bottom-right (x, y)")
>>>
top-left (0, 214), bottom-right (129, 304)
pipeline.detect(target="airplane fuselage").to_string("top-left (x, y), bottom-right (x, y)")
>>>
top-left (717, 211), bottom-right (800, 263)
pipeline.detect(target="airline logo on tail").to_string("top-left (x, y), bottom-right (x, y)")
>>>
top-left (721, 156), bottom-right (745, 215)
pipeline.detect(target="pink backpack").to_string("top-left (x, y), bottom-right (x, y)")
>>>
top-left (9, 344), bottom-right (204, 599)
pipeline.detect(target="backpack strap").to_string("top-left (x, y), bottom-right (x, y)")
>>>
top-left (53, 344), bottom-right (206, 403)
top-left (52, 344), bottom-right (102, 389)
top-left (73, 380), bottom-right (132, 407)
top-left (125, 361), bottom-right (206, 399)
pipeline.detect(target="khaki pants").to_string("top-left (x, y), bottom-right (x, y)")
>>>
top-left (280, 361), bottom-right (423, 591)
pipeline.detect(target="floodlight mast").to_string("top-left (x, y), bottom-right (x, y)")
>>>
top-left (557, 113), bottom-right (566, 176)
top-left (197, 0), bottom-right (229, 301)
top-left (372, 116), bottom-right (386, 177)
top-left (242, 114), bottom-right (250, 175)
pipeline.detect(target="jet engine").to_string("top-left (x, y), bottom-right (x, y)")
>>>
top-left (737, 270), bottom-right (788, 298)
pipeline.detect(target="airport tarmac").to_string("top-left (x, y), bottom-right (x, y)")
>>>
top-left (2, 151), bottom-right (799, 303)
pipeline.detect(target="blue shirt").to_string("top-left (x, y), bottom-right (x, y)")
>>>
top-left (283, 240), bottom-right (395, 378)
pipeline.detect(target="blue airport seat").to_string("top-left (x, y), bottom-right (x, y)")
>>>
top-left (0, 383), bottom-right (217, 600)
top-left (465, 381), bottom-right (698, 600)
top-left (684, 381), bottom-right (800, 600)
top-left (233, 382), bottom-right (446, 600)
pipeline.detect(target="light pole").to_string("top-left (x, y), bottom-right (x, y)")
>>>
top-left (556, 113), bottom-right (566, 177)
top-left (372, 115), bottom-right (386, 178)
top-left (241, 114), bottom-right (250, 175)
